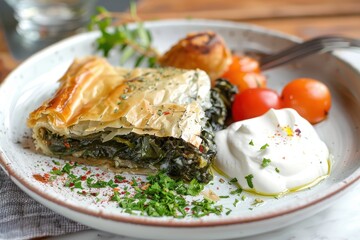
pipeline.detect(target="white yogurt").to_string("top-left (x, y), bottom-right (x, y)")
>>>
top-left (215, 108), bottom-right (330, 195)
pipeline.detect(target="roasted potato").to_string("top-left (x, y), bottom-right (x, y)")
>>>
top-left (158, 31), bottom-right (232, 83)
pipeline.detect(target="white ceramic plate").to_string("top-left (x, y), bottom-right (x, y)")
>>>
top-left (1, 19), bottom-right (360, 240)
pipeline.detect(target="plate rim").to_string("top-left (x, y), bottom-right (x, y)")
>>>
top-left (1, 18), bottom-right (360, 228)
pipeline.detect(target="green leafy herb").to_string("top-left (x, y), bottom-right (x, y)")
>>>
top-left (229, 177), bottom-right (238, 183)
top-left (275, 167), bottom-right (280, 173)
top-left (115, 175), bottom-right (125, 182)
top-left (50, 169), bottom-right (63, 176)
top-left (52, 160), bottom-right (60, 166)
top-left (88, 5), bottom-right (159, 67)
top-left (187, 179), bottom-right (205, 196)
top-left (230, 188), bottom-right (242, 195)
top-left (245, 174), bottom-right (254, 189)
top-left (249, 140), bottom-right (254, 146)
top-left (233, 198), bottom-right (239, 207)
top-left (219, 195), bottom-right (230, 199)
top-left (225, 208), bottom-right (232, 215)
top-left (261, 158), bottom-right (271, 168)
top-left (260, 143), bottom-right (269, 150)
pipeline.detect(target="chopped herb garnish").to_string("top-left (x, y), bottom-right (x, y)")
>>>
top-left (225, 209), bottom-right (232, 215)
top-left (52, 160), bottom-right (60, 166)
top-left (114, 175), bottom-right (125, 182)
top-left (111, 171), bottom-right (221, 218)
top-left (233, 198), bottom-right (239, 207)
top-left (61, 163), bottom-right (74, 174)
top-left (50, 169), bottom-right (63, 176)
top-left (219, 195), bottom-right (230, 199)
top-left (261, 158), bottom-right (271, 168)
top-left (249, 140), bottom-right (254, 146)
top-left (86, 177), bottom-right (118, 188)
top-left (275, 167), bottom-right (280, 173)
top-left (187, 179), bottom-right (204, 196)
top-left (230, 188), bottom-right (242, 195)
top-left (229, 177), bottom-right (238, 183)
top-left (241, 195), bottom-right (246, 201)
top-left (260, 143), bottom-right (269, 150)
top-left (245, 174), bottom-right (254, 189)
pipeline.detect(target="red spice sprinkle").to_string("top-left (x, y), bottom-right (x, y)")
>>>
top-left (81, 176), bottom-right (87, 181)
top-left (199, 145), bottom-right (204, 153)
top-left (33, 174), bottom-right (48, 183)
top-left (121, 179), bottom-right (129, 183)
top-left (185, 207), bottom-right (190, 211)
top-left (113, 187), bottom-right (120, 192)
top-left (114, 178), bottom-right (121, 183)
top-left (96, 173), bottom-right (100, 177)
top-left (86, 170), bottom-right (91, 175)
top-left (121, 191), bottom-right (127, 194)
top-left (63, 141), bottom-right (70, 148)
top-left (52, 167), bottom-right (59, 171)
top-left (163, 111), bottom-right (170, 115)
top-left (44, 173), bottom-right (50, 179)
top-left (82, 191), bottom-right (87, 195)
top-left (90, 192), bottom-right (98, 196)
top-left (69, 183), bottom-right (75, 187)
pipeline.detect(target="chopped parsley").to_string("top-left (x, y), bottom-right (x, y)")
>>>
top-left (52, 160), bottom-right (60, 166)
top-left (219, 195), bottom-right (230, 199)
top-left (261, 158), bottom-right (271, 168)
top-left (260, 143), bottom-right (269, 150)
top-left (229, 177), bottom-right (238, 184)
top-left (115, 175), bottom-right (125, 182)
top-left (275, 167), bottom-right (280, 173)
top-left (249, 140), bottom-right (254, 146)
top-left (230, 188), bottom-right (242, 195)
top-left (112, 172), bottom-right (221, 218)
top-left (245, 174), bottom-right (254, 189)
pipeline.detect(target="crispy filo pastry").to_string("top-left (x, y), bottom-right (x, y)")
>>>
top-left (28, 56), bottom-right (235, 182)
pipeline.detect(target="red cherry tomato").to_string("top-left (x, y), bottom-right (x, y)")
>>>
top-left (222, 55), bottom-right (266, 92)
top-left (232, 88), bottom-right (282, 121)
top-left (281, 78), bottom-right (331, 124)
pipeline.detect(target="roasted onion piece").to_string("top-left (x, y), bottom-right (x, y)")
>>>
top-left (159, 31), bottom-right (232, 82)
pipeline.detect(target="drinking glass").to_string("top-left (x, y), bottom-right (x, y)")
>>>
top-left (5, 0), bottom-right (97, 41)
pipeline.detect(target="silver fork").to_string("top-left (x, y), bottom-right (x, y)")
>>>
top-left (256, 36), bottom-right (360, 70)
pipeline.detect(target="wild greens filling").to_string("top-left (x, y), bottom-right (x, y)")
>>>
top-left (42, 129), bottom-right (215, 183)
top-left (41, 79), bottom-right (236, 183)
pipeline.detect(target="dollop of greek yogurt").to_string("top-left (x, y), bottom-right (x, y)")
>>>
top-left (215, 108), bottom-right (330, 195)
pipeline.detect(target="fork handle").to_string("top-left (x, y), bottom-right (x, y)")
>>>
top-left (259, 36), bottom-right (360, 70)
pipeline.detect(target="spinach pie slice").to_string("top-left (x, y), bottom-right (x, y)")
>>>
top-left (28, 56), bottom-right (234, 183)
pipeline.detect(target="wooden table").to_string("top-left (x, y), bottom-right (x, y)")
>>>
top-left (1, 0), bottom-right (359, 83)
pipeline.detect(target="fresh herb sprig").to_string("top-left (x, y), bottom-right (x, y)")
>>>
top-left (88, 3), bottom-right (159, 67)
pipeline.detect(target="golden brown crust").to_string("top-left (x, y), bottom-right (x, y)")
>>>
top-left (158, 31), bottom-right (232, 83)
top-left (28, 56), bottom-right (212, 154)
